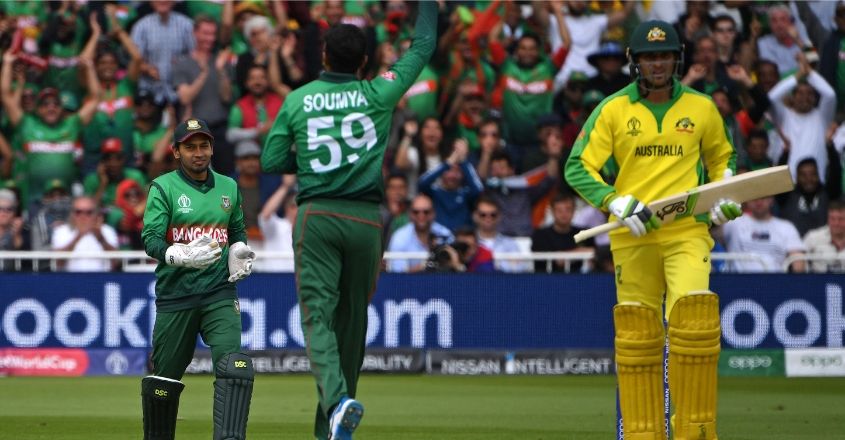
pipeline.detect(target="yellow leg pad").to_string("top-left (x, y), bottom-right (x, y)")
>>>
top-left (614, 303), bottom-right (667, 440)
top-left (668, 292), bottom-right (720, 440)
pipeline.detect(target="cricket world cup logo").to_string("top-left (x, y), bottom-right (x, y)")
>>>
top-left (177, 194), bottom-right (193, 214)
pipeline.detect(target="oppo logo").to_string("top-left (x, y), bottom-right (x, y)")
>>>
top-left (728, 355), bottom-right (772, 370)
top-left (800, 355), bottom-right (843, 367)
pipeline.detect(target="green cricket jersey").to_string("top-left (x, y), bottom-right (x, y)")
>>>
top-left (261, 0), bottom-right (437, 204)
top-left (84, 79), bottom-right (136, 160)
top-left (142, 168), bottom-right (247, 312)
top-left (17, 114), bottom-right (83, 201)
top-left (499, 57), bottom-right (557, 145)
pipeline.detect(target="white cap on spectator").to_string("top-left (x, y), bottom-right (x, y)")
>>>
top-left (244, 15), bottom-right (273, 37)
top-left (0, 188), bottom-right (17, 206)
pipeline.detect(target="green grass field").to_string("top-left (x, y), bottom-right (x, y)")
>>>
top-left (2, 374), bottom-right (844, 439)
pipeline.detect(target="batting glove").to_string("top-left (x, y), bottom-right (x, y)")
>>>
top-left (165, 235), bottom-right (222, 269)
top-left (710, 198), bottom-right (742, 226)
top-left (606, 194), bottom-right (660, 237)
top-left (227, 241), bottom-right (256, 283)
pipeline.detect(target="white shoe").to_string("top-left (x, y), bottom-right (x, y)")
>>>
top-left (328, 397), bottom-right (364, 439)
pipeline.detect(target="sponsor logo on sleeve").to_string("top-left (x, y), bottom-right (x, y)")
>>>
top-left (381, 71), bottom-right (396, 81)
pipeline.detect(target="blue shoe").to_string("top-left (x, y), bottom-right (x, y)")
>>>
top-left (328, 397), bottom-right (364, 439)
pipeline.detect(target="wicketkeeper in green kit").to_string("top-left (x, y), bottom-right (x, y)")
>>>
top-left (260, 2), bottom-right (437, 438)
top-left (141, 118), bottom-right (257, 440)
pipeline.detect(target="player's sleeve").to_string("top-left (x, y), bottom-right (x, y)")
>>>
top-left (700, 99), bottom-right (737, 182)
top-left (228, 189), bottom-right (248, 246)
top-left (141, 182), bottom-right (172, 261)
top-left (369, 0), bottom-right (437, 107)
top-left (564, 104), bottom-right (616, 209)
top-left (261, 103), bottom-right (298, 174)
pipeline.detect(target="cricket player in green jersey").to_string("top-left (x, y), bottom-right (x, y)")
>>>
top-left (565, 21), bottom-right (741, 440)
top-left (141, 118), bottom-right (257, 440)
top-left (261, 2), bottom-right (437, 438)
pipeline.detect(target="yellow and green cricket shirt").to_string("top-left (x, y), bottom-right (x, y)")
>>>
top-left (565, 81), bottom-right (736, 249)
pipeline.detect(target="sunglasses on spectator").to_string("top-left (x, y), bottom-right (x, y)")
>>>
top-left (477, 211), bottom-right (498, 219)
top-left (411, 208), bottom-right (432, 215)
top-left (0, 206), bottom-right (15, 213)
top-left (73, 209), bottom-right (96, 216)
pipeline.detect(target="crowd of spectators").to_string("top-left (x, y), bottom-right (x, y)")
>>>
top-left (0, 0), bottom-right (843, 274)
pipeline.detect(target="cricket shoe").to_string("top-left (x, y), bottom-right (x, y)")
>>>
top-left (328, 397), bottom-right (364, 439)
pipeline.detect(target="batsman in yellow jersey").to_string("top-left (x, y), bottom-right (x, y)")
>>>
top-left (565, 20), bottom-right (742, 440)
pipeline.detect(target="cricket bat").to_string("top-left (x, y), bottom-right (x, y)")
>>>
top-left (574, 165), bottom-right (794, 243)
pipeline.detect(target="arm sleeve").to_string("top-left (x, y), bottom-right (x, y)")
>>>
top-left (228, 190), bottom-right (248, 245)
top-left (261, 103), bottom-right (298, 174)
top-left (564, 107), bottom-right (616, 209)
top-left (767, 75), bottom-right (798, 122)
top-left (461, 161), bottom-right (485, 197)
top-left (369, 0), bottom-right (438, 107)
top-left (700, 100), bottom-right (737, 182)
top-left (418, 162), bottom-right (449, 194)
top-left (141, 182), bottom-right (172, 261)
top-left (806, 70), bottom-right (837, 123)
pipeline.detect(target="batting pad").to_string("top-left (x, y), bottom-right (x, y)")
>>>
top-left (213, 352), bottom-right (254, 440)
top-left (613, 302), bottom-right (667, 440)
top-left (141, 375), bottom-right (185, 440)
top-left (668, 292), bottom-right (720, 440)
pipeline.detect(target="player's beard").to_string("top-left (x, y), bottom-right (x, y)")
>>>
top-left (181, 157), bottom-right (211, 179)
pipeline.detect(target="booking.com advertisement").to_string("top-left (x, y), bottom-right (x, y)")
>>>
top-left (1, 274), bottom-right (843, 375)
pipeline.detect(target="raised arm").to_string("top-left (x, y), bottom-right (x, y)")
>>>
top-left (371, 0), bottom-right (438, 106)
top-left (77, 57), bottom-right (102, 126)
top-left (1, 52), bottom-right (23, 127)
top-left (108, 8), bottom-right (144, 82)
top-left (606, 1), bottom-right (634, 28)
top-left (79, 12), bottom-right (102, 63)
top-left (806, 69), bottom-right (837, 122)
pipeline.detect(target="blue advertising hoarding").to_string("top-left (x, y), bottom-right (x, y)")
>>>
top-left (0, 273), bottom-right (843, 350)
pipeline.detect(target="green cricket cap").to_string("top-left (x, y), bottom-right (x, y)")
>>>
top-left (628, 20), bottom-right (681, 56)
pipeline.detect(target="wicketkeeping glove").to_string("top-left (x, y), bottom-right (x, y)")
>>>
top-left (165, 235), bottom-right (222, 269)
top-left (606, 194), bottom-right (660, 237)
top-left (709, 198), bottom-right (742, 225)
top-left (227, 241), bottom-right (256, 283)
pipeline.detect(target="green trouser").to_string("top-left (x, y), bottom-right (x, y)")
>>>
top-left (293, 198), bottom-right (383, 440)
top-left (150, 298), bottom-right (243, 380)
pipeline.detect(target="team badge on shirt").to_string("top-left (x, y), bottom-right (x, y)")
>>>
top-left (675, 117), bottom-right (695, 133)
top-left (647, 27), bottom-right (666, 42)
top-left (221, 195), bottom-right (231, 212)
top-left (381, 71), bottom-right (396, 81)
